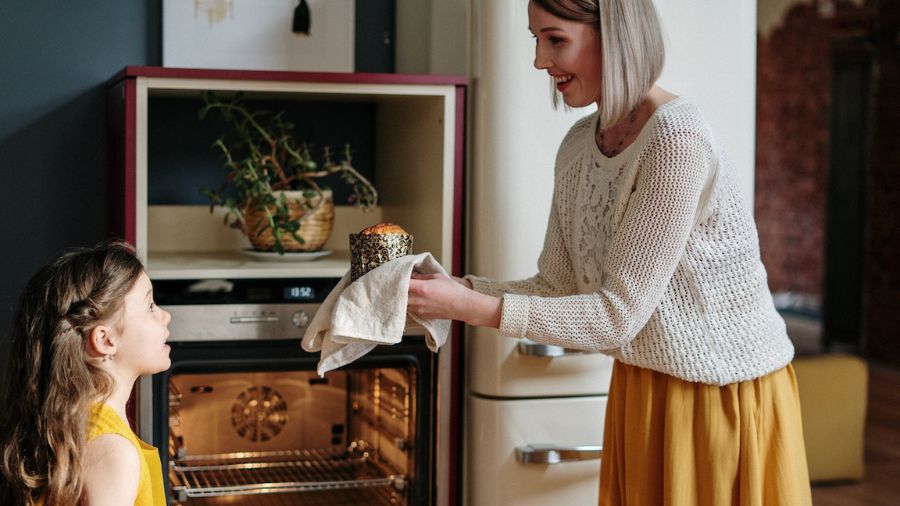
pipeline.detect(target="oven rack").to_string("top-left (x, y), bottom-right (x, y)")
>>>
top-left (169, 445), bottom-right (406, 501)
top-left (172, 485), bottom-right (401, 506)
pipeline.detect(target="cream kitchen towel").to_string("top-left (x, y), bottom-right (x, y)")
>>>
top-left (301, 252), bottom-right (452, 376)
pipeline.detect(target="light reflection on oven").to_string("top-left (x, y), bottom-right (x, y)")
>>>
top-left (167, 367), bottom-right (414, 505)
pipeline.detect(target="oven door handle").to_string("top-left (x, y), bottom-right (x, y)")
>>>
top-left (515, 444), bottom-right (602, 464)
top-left (517, 340), bottom-right (596, 357)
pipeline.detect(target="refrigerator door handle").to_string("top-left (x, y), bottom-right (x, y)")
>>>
top-left (515, 444), bottom-right (603, 464)
top-left (517, 340), bottom-right (598, 357)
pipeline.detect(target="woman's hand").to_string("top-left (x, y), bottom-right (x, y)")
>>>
top-left (408, 272), bottom-right (501, 328)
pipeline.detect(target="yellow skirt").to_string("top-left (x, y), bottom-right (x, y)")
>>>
top-left (599, 361), bottom-right (812, 506)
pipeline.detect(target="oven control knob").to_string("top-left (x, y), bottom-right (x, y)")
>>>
top-left (291, 310), bottom-right (310, 328)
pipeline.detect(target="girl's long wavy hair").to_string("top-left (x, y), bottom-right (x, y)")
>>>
top-left (0, 241), bottom-right (143, 506)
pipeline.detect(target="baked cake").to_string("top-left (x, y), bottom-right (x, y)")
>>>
top-left (349, 222), bottom-right (413, 281)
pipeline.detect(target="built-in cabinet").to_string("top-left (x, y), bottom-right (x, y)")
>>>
top-left (107, 66), bottom-right (466, 506)
top-left (108, 66), bottom-right (466, 279)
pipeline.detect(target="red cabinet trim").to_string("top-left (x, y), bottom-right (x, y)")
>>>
top-left (110, 65), bottom-right (467, 87)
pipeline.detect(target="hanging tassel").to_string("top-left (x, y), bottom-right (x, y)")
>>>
top-left (292, 0), bottom-right (311, 35)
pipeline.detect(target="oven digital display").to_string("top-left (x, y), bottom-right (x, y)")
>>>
top-left (154, 278), bottom-right (338, 305)
top-left (284, 286), bottom-right (315, 301)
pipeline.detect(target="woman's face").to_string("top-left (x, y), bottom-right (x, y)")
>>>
top-left (528, 1), bottom-right (603, 108)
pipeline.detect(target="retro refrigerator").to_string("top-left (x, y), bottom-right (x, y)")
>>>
top-left (465, 1), bottom-right (758, 504)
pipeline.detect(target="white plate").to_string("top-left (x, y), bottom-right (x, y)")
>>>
top-left (241, 249), bottom-right (333, 262)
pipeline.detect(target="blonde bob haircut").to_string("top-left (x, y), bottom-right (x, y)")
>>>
top-left (533, 0), bottom-right (666, 128)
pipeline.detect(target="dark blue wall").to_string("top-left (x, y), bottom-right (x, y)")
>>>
top-left (148, 96), bottom-right (377, 206)
top-left (0, 1), bottom-right (161, 363)
top-left (0, 1), bottom-right (397, 370)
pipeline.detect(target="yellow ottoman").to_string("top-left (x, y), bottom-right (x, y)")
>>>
top-left (793, 354), bottom-right (868, 482)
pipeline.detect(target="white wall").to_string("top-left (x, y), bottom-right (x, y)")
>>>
top-left (395, 0), bottom-right (469, 74)
top-left (654, 0), bottom-right (757, 205)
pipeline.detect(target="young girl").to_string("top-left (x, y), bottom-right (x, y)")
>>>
top-left (408, 0), bottom-right (812, 504)
top-left (0, 241), bottom-right (170, 505)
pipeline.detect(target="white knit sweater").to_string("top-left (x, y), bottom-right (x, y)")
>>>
top-left (467, 97), bottom-right (794, 385)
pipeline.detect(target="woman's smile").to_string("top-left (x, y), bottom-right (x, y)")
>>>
top-left (552, 73), bottom-right (574, 92)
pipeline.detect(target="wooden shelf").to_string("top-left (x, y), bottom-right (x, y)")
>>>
top-left (148, 250), bottom-right (351, 280)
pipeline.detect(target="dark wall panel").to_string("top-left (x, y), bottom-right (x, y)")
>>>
top-left (148, 96), bottom-right (376, 206)
top-left (0, 0), bottom-right (162, 365)
top-left (0, 1), bottom-right (399, 371)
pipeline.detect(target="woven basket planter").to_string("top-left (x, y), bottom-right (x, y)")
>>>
top-left (242, 190), bottom-right (334, 252)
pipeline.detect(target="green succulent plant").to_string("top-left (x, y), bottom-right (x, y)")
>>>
top-left (199, 91), bottom-right (378, 253)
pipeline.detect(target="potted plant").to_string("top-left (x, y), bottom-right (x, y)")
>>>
top-left (199, 91), bottom-right (378, 254)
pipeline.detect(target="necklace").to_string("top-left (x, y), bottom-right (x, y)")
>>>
top-left (597, 107), bottom-right (638, 157)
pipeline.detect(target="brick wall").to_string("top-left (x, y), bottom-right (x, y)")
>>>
top-left (755, 3), bottom-right (832, 298)
top-left (756, 0), bottom-right (900, 364)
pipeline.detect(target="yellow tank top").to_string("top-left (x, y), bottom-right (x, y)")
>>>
top-left (35, 404), bottom-right (166, 505)
top-left (86, 403), bottom-right (167, 506)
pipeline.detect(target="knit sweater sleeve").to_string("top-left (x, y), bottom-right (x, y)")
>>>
top-left (496, 128), bottom-right (713, 350)
top-left (465, 189), bottom-right (577, 298)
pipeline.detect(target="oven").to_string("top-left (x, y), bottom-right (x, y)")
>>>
top-left (144, 276), bottom-right (439, 505)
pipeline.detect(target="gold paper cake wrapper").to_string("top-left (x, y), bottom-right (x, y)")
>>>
top-left (349, 232), bottom-right (413, 281)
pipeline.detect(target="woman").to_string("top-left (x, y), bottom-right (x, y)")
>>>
top-left (0, 241), bottom-right (170, 505)
top-left (407, 0), bottom-right (812, 504)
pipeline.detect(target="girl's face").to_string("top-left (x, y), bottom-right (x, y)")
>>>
top-left (115, 272), bottom-right (171, 376)
top-left (528, 1), bottom-right (603, 108)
